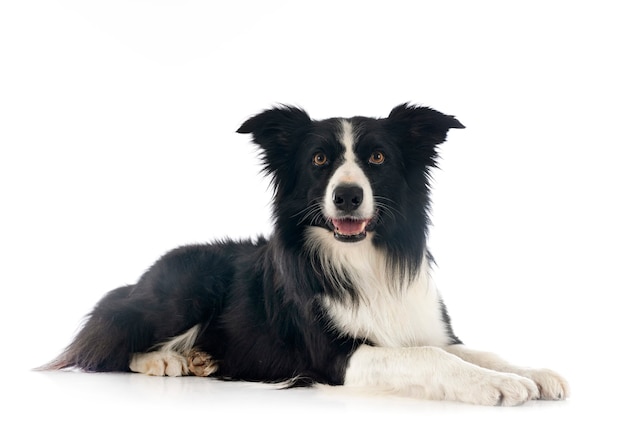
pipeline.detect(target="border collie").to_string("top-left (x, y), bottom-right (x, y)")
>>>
top-left (42, 103), bottom-right (569, 405)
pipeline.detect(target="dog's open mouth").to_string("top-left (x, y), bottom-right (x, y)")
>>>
top-left (330, 218), bottom-right (373, 243)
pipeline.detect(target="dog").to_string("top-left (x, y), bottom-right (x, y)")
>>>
top-left (42, 103), bottom-right (569, 405)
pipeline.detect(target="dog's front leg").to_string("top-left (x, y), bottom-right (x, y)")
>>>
top-left (443, 344), bottom-right (569, 401)
top-left (344, 345), bottom-right (540, 406)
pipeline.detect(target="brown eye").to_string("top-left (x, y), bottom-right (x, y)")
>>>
top-left (369, 150), bottom-right (385, 165)
top-left (313, 152), bottom-right (328, 166)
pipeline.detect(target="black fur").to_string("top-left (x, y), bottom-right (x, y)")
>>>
top-left (43, 103), bottom-right (464, 386)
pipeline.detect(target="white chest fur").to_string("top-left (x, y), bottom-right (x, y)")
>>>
top-left (308, 228), bottom-right (450, 348)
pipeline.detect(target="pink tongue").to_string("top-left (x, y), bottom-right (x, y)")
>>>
top-left (332, 218), bottom-right (368, 236)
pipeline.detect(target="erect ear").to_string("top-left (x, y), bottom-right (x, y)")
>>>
top-left (385, 103), bottom-right (464, 147)
top-left (237, 105), bottom-right (311, 151)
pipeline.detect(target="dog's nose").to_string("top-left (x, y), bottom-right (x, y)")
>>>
top-left (333, 184), bottom-right (363, 212)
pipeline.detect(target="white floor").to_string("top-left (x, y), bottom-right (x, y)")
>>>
top-left (5, 361), bottom-right (621, 447)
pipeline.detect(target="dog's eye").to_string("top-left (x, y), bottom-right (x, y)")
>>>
top-left (368, 151), bottom-right (385, 165)
top-left (312, 152), bottom-right (329, 167)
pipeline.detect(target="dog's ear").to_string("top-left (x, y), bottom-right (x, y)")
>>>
top-left (385, 103), bottom-right (464, 148)
top-left (237, 105), bottom-right (311, 150)
top-left (237, 106), bottom-right (311, 179)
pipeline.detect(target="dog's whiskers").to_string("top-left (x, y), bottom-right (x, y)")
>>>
top-left (293, 200), bottom-right (325, 226)
top-left (374, 196), bottom-right (405, 223)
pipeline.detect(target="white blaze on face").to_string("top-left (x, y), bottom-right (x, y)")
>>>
top-left (323, 119), bottom-right (375, 220)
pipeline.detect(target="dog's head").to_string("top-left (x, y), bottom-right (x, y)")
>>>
top-left (237, 103), bottom-right (463, 250)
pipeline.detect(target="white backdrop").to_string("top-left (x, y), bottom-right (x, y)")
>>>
top-left (1, 1), bottom-right (624, 446)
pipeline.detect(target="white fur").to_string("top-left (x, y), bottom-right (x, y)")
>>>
top-left (443, 344), bottom-right (570, 400)
top-left (311, 233), bottom-right (450, 347)
top-left (344, 345), bottom-right (541, 406)
top-left (322, 120), bottom-right (375, 219)
top-left (158, 324), bottom-right (200, 353)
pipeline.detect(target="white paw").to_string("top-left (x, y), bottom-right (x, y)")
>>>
top-left (451, 371), bottom-right (540, 406)
top-left (129, 351), bottom-right (189, 377)
top-left (520, 368), bottom-right (570, 400)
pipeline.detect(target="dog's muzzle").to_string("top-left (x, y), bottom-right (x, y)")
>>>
top-left (327, 184), bottom-right (375, 242)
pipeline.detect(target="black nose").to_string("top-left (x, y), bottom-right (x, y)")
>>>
top-left (333, 184), bottom-right (363, 212)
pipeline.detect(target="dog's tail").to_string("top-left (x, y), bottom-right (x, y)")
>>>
top-left (36, 285), bottom-right (151, 372)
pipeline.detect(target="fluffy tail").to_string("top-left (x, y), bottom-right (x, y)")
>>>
top-left (37, 285), bottom-right (152, 372)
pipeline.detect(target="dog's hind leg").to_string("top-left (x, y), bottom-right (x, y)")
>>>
top-left (129, 350), bottom-right (191, 377)
top-left (129, 325), bottom-right (218, 377)
top-left (187, 349), bottom-right (219, 377)
top-left (41, 244), bottom-right (236, 374)
top-left (128, 349), bottom-right (218, 377)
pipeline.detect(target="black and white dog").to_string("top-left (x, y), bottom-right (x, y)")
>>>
top-left (44, 104), bottom-right (569, 405)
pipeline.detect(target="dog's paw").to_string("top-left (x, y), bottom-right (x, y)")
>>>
top-left (129, 351), bottom-right (189, 377)
top-left (451, 371), bottom-right (540, 406)
top-left (520, 368), bottom-right (570, 400)
top-left (187, 349), bottom-right (218, 377)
